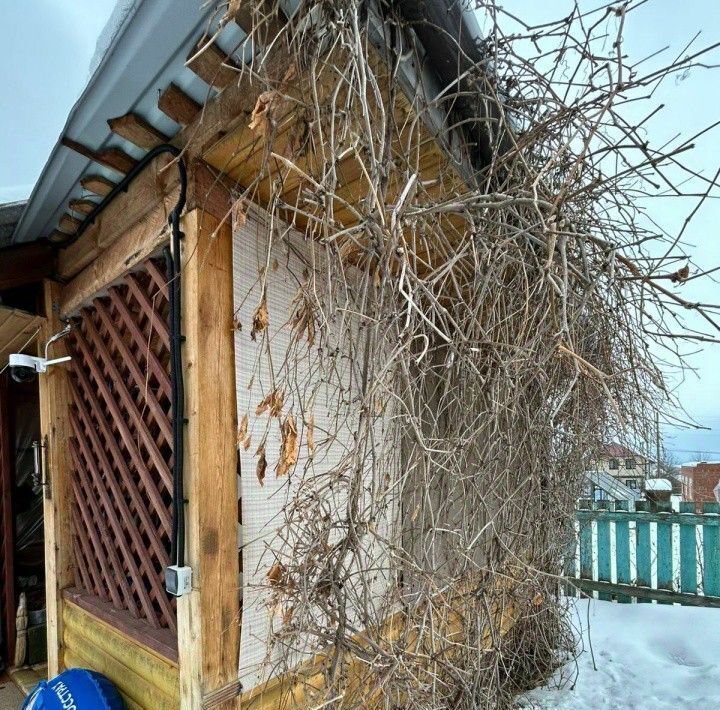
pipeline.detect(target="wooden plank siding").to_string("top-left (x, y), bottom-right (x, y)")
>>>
top-left (0, 307), bottom-right (42, 366)
top-left (63, 598), bottom-right (179, 709)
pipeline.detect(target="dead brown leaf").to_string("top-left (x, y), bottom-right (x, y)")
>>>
top-left (232, 197), bottom-right (247, 230)
top-left (251, 297), bottom-right (269, 340)
top-left (256, 389), bottom-right (284, 417)
top-left (256, 443), bottom-right (267, 487)
top-left (248, 91), bottom-right (279, 137)
top-left (306, 414), bottom-right (315, 454)
top-left (267, 561), bottom-right (283, 586)
top-left (671, 264), bottom-right (690, 283)
top-left (290, 288), bottom-right (315, 346)
top-left (277, 414), bottom-right (299, 477)
top-left (237, 414), bottom-right (248, 448)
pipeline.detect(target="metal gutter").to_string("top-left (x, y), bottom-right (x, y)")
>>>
top-left (392, 0), bottom-right (504, 174)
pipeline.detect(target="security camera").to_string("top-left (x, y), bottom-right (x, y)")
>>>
top-left (8, 324), bottom-right (73, 382)
top-left (9, 354), bottom-right (39, 383)
top-left (9, 353), bottom-right (72, 382)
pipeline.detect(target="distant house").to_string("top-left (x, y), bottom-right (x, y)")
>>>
top-left (594, 443), bottom-right (651, 493)
top-left (680, 462), bottom-right (720, 503)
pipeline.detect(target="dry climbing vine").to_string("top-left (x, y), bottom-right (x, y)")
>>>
top-left (195, 1), bottom-right (720, 706)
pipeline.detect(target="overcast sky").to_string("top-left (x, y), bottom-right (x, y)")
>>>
top-left (0, 0), bottom-right (718, 462)
top-left (0, 0), bottom-right (117, 202)
top-left (501, 0), bottom-right (720, 462)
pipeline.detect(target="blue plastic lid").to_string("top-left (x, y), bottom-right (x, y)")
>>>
top-left (22, 668), bottom-right (124, 709)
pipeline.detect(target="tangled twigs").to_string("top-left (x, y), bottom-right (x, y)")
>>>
top-left (211, 1), bottom-right (720, 707)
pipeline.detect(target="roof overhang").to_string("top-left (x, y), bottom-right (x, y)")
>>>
top-left (13, 0), bottom-right (489, 249)
top-left (12, 0), bottom-right (227, 244)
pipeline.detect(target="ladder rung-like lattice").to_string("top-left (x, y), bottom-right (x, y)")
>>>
top-left (67, 259), bottom-right (176, 632)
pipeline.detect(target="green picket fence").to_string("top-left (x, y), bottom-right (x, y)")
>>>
top-left (567, 500), bottom-right (720, 607)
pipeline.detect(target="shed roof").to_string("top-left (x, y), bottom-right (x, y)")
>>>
top-left (12, 0), bottom-right (486, 248)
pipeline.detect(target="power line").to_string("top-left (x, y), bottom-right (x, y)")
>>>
top-left (669, 448), bottom-right (720, 456)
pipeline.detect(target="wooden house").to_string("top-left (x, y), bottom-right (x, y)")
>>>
top-left (1, 1), bottom-right (505, 707)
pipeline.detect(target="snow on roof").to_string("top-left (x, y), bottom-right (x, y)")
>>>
top-left (0, 200), bottom-right (27, 247)
top-left (87, 0), bottom-right (139, 81)
top-left (681, 461), bottom-right (720, 468)
top-left (644, 478), bottom-right (672, 491)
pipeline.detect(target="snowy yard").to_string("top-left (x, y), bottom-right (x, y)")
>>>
top-left (519, 598), bottom-right (720, 709)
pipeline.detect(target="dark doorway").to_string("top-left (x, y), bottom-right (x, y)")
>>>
top-left (0, 372), bottom-right (44, 671)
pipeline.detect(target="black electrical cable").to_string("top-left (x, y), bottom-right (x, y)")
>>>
top-left (62, 143), bottom-right (188, 572)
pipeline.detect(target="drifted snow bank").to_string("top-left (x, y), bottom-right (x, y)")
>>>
top-left (519, 598), bottom-right (720, 709)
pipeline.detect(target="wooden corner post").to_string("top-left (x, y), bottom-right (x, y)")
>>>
top-left (38, 280), bottom-right (74, 677)
top-left (177, 208), bottom-right (240, 708)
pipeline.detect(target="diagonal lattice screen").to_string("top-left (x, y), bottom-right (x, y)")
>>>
top-left (67, 259), bottom-right (176, 633)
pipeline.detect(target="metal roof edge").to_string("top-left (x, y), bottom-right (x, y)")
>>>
top-left (12, 0), bottom-right (214, 245)
top-left (11, 0), bottom-right (144, 244)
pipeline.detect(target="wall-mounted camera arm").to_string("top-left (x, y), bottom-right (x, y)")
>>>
top-left (44, 323), bottom-right (72, 360)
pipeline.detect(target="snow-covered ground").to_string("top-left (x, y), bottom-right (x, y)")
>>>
top-left (519, 598), bottom-right (720, 709)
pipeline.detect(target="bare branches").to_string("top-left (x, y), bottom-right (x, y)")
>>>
top-left (214, 1), bottom-right (720, 706)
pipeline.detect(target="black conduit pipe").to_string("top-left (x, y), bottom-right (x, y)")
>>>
top-left (61, 144), bottom-right (188, 574)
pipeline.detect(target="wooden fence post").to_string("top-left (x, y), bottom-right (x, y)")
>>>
top-left (38, 280), bottom-right (74, 677)
top-left (177, 208), bottom-right (240, 708)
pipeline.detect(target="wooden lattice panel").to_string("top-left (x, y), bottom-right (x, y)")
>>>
top-left (67, 259), bottom-right (176, 632)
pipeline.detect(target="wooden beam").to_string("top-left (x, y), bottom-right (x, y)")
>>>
top-left (0, 241), bottom-right (55, 290)
top-left (68, 198), bottom-right (98, 216)
top-left (572, 578), bottom-right (720, 607)
top-left (48, 230), bottom-right (73, 245)
top-left (61, 137), bottom-right (135, 175)
top-left (108, 113), bottom-right (169, 151)
top-left (186, 38), bottom-right (239, 90)
top-left (63, 600), bottom-right (179, 710)
top-left (158, 84), bottom-right (202, 127)
top-left (231, 1), bottom-right (288, 42)
top-left (80, 175), bottom-right (116, 197)
top-left (59, 213), bottom-right (81, 234)
top-left (38, 280), bottom-right (73, 677)
top-left (175, 28), bottom-right (293, 161)
top-left (60, 198), bottom-right (174, 317)
top-left (177, 209), bottom-right (239, 708)
top-left (186, 159), bottom-right (233, 222)
top-left (58, 153), bottom-right (178, 280)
